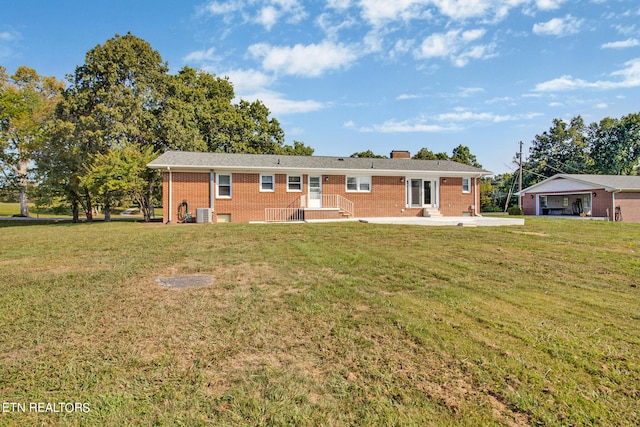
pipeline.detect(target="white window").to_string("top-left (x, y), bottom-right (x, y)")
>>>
top-left (462, 178), bottom-right (470, 193)
top-left (287, 175), bottom-right (302, 192)
top-left (260, 174), bottom-right (275, 192)
top-left (346, 176), bottom-right (371, 192)
top-left (217, 174), bottom-right (231, 198)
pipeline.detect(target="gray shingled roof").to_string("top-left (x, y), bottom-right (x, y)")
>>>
top-left (148, 151), bottom-right (492, 175)
top-left (522, 174), bottom-right (640, 192)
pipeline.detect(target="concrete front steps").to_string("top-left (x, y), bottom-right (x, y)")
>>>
top-left (423, 207), bottom-right (443, 218)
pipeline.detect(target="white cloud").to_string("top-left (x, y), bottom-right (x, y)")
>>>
top-left (240, 90), bottom-right (325, 114)
top-left (602, 38), bottom-right (640, 49)
top-left (0, 31), bottom-right (19, 41)
top-left (218, 68), bottom-right (323, 114)
top-left (257, 6), bottom-right (279, 30)
top-left (595, 103), bottom-right (608, 109)
top-left (430, 0), bottom-right (491, 20)
top-left (248, 41), bottom-right (358, 77)
top-left (534, 58), bottom-right (640, 91)
top-left (397, 93), bottom-right (424, 100)
top-left (533, 15), bottom-right (583, 37)
top-left (202, 0), bottom-right (306, 29)
top-left (220, 68), bottom-right (275, 93)
top-left (183, 47), bottom-right (217, 63)
top-left (416, 28), bottom-right (494, 66)
top-left (203, 0), bottom-right (245, 15)
top-left (359, 0), bottom-right (431, 25)
top-left (327, 0), bottom-right (352, 9)
top-left (459, 87), bottom-right (485, 97)
top-left (535, 0), bottom-right (566, 10)
top-left (359, 118), bottom-right (460, 133)
top-left (436, 110), bottom-right (541, 122)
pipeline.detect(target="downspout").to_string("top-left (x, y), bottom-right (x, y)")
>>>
top-left (214, 169), bottom-right (215, 212)
top-left (167, 167), bottom-right (172, 224)
top-left (474, 175), bottom-right (482, 217)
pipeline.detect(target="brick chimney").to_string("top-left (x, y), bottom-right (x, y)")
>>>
top-left (390, 150), bottom-right (411, 159)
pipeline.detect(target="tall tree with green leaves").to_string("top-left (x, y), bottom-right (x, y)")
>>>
top-left (450, 144), bottom-right (483, 168)
top-left (350, 150), bottom-right (387, 158)
top-left (412, 148), bottom-right (449, 161)
top-left (43, 32), bottom-right (168, 221)
top-left (589, 113), bottom-right (640, 175)
top-left (160, 66), bottom-right (312, 155)
top-left (0, 66), bottom-right (63, 217)
top-left (523, 116), bottom-right (590, 186)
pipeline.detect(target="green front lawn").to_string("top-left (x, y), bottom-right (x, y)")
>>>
top-left (0, 218), bottom-right (639, 425)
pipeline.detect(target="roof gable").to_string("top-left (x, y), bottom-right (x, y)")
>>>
top-left (521, 174), bottom-right (640, 193)
top-left (148, 150), bottom-right (492, 175)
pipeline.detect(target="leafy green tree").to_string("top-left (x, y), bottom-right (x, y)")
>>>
top-left (80, 144), bottom-right (157, 221)
top-left (589, 113), bottom-right (640, 175)
top-left (412, 147), bottom-right (449, 160)
top-left (0, 66), bottom-right (63, 216)
top-left (43, 32), bottom-right (168, 221)
top-left (450, 144), bottom-right (482, 168)
top-left (350, 150), bottom-right (387, 158)
top-left (160, 66), bottom-right (307, 156)
top-left (159, 66), bottom-right (234, 152)
top-left (283, 140), bottom-right (314, 156)
top-left (523, 116), bottom-right (590, 186)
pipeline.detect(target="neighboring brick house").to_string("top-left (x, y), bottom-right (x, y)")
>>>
top-left (147, 150), bottom-right (491, 223)
top-left (519, 174), bottom-right (640, 222)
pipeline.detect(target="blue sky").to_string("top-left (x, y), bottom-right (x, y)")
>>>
top-left (2, 0), bottom-right (639, 174)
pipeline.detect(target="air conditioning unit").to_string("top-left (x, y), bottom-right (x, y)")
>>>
top-left (195, 208), bottom-right (212, 223)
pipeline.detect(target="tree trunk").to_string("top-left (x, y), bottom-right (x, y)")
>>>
top-left (84, 190), bottom-right (93, 222)
top-left (17, 161), bottom-right (30, 217)
top-left (72, 198), bottom-right (79, 223)
top-left (144, 180), bottom-right (154, 222)
top-left (104, 193), bottom-right (111, 222)
top-left (19, 186), bottom-right (30, 217)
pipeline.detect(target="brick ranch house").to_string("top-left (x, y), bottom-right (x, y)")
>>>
top-left (519, 174), bottom-right (640, 222)
top-left (147, 150), bottom-right (492, 223)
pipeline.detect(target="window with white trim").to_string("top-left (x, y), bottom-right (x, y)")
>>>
top-left (287, 175), bottom-right (302, 192)
top-left (217, 173), bottom-right (232, 198)
top-left (346, 176), bottom-right (371, 192)
top-left (260, 174), bottom-right (275, 192)
top-left (462, 178), bottom-right (470, 193)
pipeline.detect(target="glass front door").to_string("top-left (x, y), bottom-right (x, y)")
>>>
top-left (309, 176), bottom-right (322, 207)
top-left (409, 179), bottom-right (436, 208)
top-left (410, 179), bottom-right (422, 207)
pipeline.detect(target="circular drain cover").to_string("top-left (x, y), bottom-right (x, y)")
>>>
top-left (156, 274), bottom-right (212, 289)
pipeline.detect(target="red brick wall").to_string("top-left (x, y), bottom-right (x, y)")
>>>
top-left (439, 177), bottom-right (477, 216)
top-left (616, 192), bottom-right (640, 222)
top-left (162, 171), bottom-right (210, 223)
top-left (162, 171), bottom-right (480, 222)
top-left (214, 173), bottom-right (305, 223)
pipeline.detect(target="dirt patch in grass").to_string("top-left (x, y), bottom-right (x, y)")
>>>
top-left (511, 230), bottom-right (549, 236)
top-left (156, 274), bottom-right (213, 289)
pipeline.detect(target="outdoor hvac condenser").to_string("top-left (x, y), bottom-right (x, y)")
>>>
top-left (195, 208), bottom-right (212, 223)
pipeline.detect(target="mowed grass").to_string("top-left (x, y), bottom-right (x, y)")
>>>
top-left (0, 218), bottom-right (639, 426)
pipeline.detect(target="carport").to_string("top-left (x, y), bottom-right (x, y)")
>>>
top-left (520, 174), bottom-right (640, 222)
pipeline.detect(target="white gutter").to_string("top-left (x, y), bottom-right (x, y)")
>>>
top-left (148, 164), bottom-right (491, 177)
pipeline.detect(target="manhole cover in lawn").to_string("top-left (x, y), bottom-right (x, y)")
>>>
top-left (156, 274), bottom-right (213, 289)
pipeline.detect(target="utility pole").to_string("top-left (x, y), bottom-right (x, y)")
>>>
top-left (517, 141), bottom-right (523, 210)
